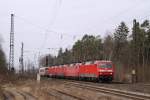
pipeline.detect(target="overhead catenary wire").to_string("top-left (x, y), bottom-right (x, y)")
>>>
top-left (106, 0), bottom-right (150, 24)
top-left (46, 0), bottom-right (62, 27)
top-left (15, 8), bottom-right (150, 39)
top-left (17, 2), bottom-right (150, 70)
top-left (15, 14), bottom-right (81, 53)
top-left (13, 0), bottom-right (150, 65)
top-left (96, 1), bottom-right (150, 34)
top-left (15, 15), bottom-right (80, 38)
top-left (40, 0), bottom-right (63, 49)
top-left (15, 14), bottom-right (81, 57)
top-left (14, 0), bottom-right (150, 44)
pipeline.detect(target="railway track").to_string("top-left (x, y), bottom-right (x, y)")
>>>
top-left (3, 91), bottom-right (15, 100)
top-left (16, 90), bottom-right (37, 100)
top-left (65, 81), bottom-right (150, 100)
top-left (2, 89), bottom-right (37, 100)
top-left (47, 88), bottom-right (85, 100)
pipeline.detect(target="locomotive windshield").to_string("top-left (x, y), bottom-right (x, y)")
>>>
top-left (99, 63), bottom-right (112, 68)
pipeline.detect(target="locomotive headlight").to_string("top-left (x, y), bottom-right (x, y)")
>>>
top-left (107, 70), bottom-right (113, 72)
top-left (110, 72), bottom-right (113, 75)
top-left (99, 70), bottom-right (105, 72)
top-left (99, 70), bottom-right (113, 72)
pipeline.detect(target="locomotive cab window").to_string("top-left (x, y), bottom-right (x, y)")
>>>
top-left (99, 63), bottom-right (112, 68)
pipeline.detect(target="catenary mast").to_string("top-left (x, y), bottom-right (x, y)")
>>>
top-left (9, 14), bottom-right (15, 70)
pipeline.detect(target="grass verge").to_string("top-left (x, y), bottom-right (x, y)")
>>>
top-left (0, 86), bottom-right (4, 100)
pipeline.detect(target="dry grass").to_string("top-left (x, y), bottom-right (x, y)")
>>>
top-left (2, 78), bottom-right (150, 100)
top-left (0, 86), bottom-right (4, 100)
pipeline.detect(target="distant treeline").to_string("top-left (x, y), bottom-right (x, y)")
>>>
top-left (40, 19), bottom-right (150, 82)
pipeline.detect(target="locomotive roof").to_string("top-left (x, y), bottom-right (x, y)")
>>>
top-left (94, 60), bottom-right (112, 64)
top-left (39, 67), bottom-right (49, 69)
top-left (44, 60), bottom-right (112, 68)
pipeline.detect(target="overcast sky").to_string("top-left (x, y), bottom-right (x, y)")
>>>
top-left (0, 0), bottom-right (150, 69)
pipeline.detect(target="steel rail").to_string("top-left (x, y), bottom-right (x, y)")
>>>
top-left (3, 91), bottom-right (15, 100)
top-left (17, 91), bottom-right (37, 100)
top-left (66, 82), bottom-right (150, 100)
top-left (48, 88), bottom-right (85, 100)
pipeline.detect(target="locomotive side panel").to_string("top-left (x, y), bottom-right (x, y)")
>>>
top-left (79, 64), bottom-right (98, 79)
top-left (65, 65), bottom-right (79, 78)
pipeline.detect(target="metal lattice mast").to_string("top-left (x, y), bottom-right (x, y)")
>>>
top-left (21, 42), bottom-right (24, 73)
top-left (9, 14), bottom-right (14, 70)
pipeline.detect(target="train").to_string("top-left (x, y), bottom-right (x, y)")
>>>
top-left (39, 60), bottom-right (114, 82)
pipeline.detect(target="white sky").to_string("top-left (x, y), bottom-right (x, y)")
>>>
top-left (0, 0), bottom-right (150, 69)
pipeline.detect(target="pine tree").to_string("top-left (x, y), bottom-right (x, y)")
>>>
top-left (113, 22), bottom-right (129, 61)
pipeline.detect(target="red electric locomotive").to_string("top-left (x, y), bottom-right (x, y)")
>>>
top-left (65, 63), bottom-right (80, 79)
top-left (78, 60), bottom-right (114, 82)
top-left (95, 60), bottom-right (114, 81)
top-left (41, 60), bottom-right (114, 82)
